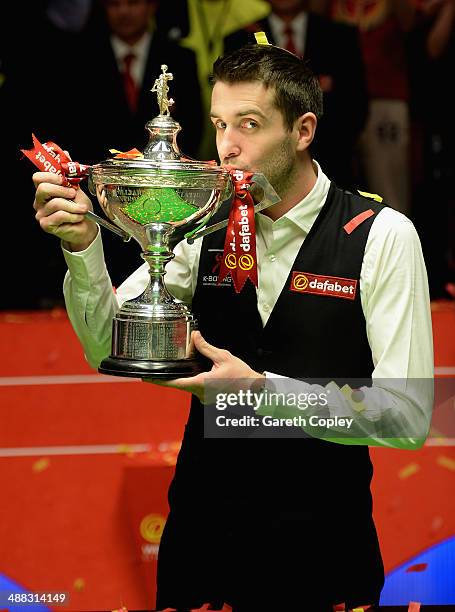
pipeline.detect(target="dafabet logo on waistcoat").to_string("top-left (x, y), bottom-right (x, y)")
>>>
top-left (290, 271), bottom-right (357, 300)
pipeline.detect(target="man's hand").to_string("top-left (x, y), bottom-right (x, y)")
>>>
top-left (33, 172), bottom-right (98, 251)
top-left (143, 331), bottom-right (265, 401)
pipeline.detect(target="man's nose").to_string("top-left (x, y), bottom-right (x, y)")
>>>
top-left (217, 130), bottom-right (241, 162)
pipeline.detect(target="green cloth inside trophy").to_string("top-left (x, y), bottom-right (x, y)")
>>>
top-left (124, 188), bottom-right (198, 224)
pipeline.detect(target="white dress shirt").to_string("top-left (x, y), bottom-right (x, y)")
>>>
top-left (268, 12), bottom-right (308, 56)
top-left (110, 32), bottom-right (152, 87)
top-left (62, 162), bottom-right (434, 449)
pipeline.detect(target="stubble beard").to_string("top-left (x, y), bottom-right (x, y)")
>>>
top-left (259, 135), bottom-right (298, 200)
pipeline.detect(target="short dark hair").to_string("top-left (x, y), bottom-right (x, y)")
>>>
top-left (212, 44), bottom-right (323, 131)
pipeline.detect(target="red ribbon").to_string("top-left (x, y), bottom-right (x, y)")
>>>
top-left (20, 134), bottom-right (89, 187)
top-left (218, 169), bottom-right (258, 293)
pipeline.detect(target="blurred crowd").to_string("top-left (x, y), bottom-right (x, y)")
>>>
top-left (1, 0), bottom-right (454, 309)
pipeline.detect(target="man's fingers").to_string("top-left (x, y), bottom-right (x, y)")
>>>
top-left (35, 197), bottom-right (88, 219)
top-left (34, 183), bottom-right (77, 209)
top-left (142, 371), bottom-right (207, 400)
top-left (39, 211), bottom-right (86, 233)
top-left (192, 331), bottom-right (230, 362)
top-left (32, 171), bottom-right (63, 188)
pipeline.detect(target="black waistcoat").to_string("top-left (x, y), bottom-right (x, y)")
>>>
top-left (157, 184), bottom-right (386, 609)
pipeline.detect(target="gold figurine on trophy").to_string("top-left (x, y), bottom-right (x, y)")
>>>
top-left (151, 64), bottom-right (174, 116)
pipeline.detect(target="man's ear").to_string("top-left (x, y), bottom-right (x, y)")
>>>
top-left (294, 112), bottom-right (317, 152)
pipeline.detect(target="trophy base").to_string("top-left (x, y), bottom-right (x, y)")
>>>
top-left (98, 355), bottom-right (207, 379)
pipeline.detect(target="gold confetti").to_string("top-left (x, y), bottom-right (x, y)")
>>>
top-left (73, 578), bottom-right (85, 592)
top-left (357, 190), bottom-right (383, 203)
top-left (398, 463), bottom-right (420, 479)
top-left (162, 452), bottom-right (177, 465)
top-left (437, 456), bottom-right (455, 471)
top-left (254, 31), bottom-right (270, 45)
top-left (118, 444), bottom-right (131, 454)
top-left (32, 458), bottom-right (50, 473)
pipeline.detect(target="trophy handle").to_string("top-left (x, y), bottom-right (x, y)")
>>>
top-left (84, 210), bottom-right (131, 242)
top-left (86, 173), bottom-right (131, 241)
top-left (186, 172), bottom-right (280, 244)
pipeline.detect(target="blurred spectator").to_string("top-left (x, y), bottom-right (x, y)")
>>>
top-left (0, 0), bottom-right (204, 308)
top-left (409, 0), bottom-right (455, 298)
top-left (156, 0), bottom-right (271, 160)
top-left (330, 0), bottom-right (416, 216)
top-left (74, 0), bottom-right (203, 163)
top-left (64, 0), bottom-right (205, 287)
top-left (224, 0), bottom-right (369, 190)
top-left (46, 0), bottom-right (93, 32)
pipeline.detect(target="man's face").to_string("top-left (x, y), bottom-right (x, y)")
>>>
top-left (267, 0), bottom-right (306, 16)
top-left (104, 0), bottom-right (156, 42)
top-left (210, 81), bottom-right (298, 196)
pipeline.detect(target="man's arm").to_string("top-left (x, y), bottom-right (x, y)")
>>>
top-left (33, 171), bottom-right (121, 368)
top-left (62, 231), bottom-right (124, 369)
top-left (259, 208), bottom-right (434, 449)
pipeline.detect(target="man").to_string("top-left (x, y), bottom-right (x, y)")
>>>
top-left (32, 44), bottom-right (433, 610)
top-left (224, 0), bottom-right (369, 190)
top-left (75, 0), bottom-right (203, 162)
top-left (329, 0), bottom-right (416, 216)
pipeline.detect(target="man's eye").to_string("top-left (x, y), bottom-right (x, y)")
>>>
top-left (242, 120), bottom-right (258, 129)
top-left (214, 120), bottom-right (226, 129)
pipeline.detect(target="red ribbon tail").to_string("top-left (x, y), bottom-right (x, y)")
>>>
top-left (20, 134), bottom-right (89, 187)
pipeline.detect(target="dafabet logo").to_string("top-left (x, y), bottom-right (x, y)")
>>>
top-left (140, 513), bottom-right (165, 543)
top-left (139, 513), bottom-right (166, 562)
top-left (290, 271), bottom-right (357, 300)
top-left (224, 252), bottom-right (255, 271)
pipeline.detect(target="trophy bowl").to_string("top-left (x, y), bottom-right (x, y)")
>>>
top-left (90, 158), bottom-right (230, 251)
top-left (88, 66), bottom-right (232, 379)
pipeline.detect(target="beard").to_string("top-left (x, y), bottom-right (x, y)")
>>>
top-left (221, 133), bottom-right (298, 200)
top-left (256, 134), bottom-right (298, 200)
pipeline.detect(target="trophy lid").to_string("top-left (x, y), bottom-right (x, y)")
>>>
top-left (90, 64), bottom-right (229, 190)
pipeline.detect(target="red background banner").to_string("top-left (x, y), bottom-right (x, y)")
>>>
top-left (0, 304), bottom-right (454, 611)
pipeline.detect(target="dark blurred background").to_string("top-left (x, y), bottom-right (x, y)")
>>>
top-left (1, 0), bottom-right (453, 309)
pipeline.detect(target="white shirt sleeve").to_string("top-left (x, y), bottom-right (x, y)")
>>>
top-left (62, 229), bottom-right (119, 369)
top-left (263, 208), bottom-right (434, 450)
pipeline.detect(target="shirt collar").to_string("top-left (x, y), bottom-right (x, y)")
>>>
top-left (268, 11), bottom-right (308, 54)
top-left (110, 31), bottom-right (151, 64)
top-left (257, 160), bottom-right (331, 233)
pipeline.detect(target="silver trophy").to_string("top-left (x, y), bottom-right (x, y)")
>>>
top-left (87, 65), bottom-right (280, 379)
